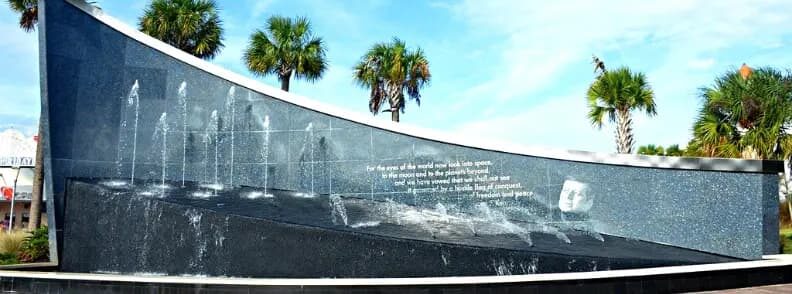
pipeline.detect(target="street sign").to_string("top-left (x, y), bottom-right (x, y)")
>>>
top-left (0, 157), bottom-right (34, 167)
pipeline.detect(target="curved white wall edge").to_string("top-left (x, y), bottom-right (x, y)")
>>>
top-left (63, 0), bottom-right (782, 173)
top-left (0, 255), bottom-right (790, 286)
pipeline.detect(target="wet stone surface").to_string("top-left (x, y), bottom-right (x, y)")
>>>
top-left (62, 179), bottom-right (736, 278)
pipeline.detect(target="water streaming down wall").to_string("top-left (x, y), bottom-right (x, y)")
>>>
top-left (41, 0), bottom-right (781, 277)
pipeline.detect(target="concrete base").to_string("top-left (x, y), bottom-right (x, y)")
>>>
top-left (1, 255), bottom-right (791, 293)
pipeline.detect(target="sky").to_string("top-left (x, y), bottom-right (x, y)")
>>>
top-left (2, 0), bottom-right (792, 153)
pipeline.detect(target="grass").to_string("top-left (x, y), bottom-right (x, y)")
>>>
top-left (782, 228), bottom-right (792, 254)
top-left (780, 200), bottom-right (792, 254)
top-left (0, 231), bottom-right (28, 256)
top-left (781, 198), bottom-right (792, 254)
top-left (781, 200), bottom-right (791, 229)
top-left (0, 231), bottom-right (29, 265)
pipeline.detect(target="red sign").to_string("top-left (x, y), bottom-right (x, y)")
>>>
top-left (0, 187), bottom-right (11, 200)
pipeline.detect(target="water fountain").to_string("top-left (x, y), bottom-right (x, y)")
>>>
top-left (225, 86), bottom-right (235, 186)
top-left (202, 128), bottom-right (209, 183)
top-left (35, 1), bottom-right (791, 291)
top-left (326, 120), bottom-right (334, 195)
top-left (475, 203), bottom-right (533, 246)
top-left (302, 122), bottom-right (316, 197)
top-left (211, 111), bottom-right (219, 185)
top-left (115, 89), bottom-right (129, 179)
top-left (329, 194), bottom-right (348, 226)
top-left (262, 115), bottom-right (272, 198)
top-left (202, 110), bottom-right (219, 185)
top-left (153, 112), bottom-right (168, 189)
top-left (129, 80), bottom-right (140, 184)
top-left (178, 81), bottom-right (187, 186)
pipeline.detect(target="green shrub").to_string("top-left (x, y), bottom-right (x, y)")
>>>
top-left (0, 253), bottom-right (18, 265)
top-left (0, 231), bottom-right (28, 256)
top-left (18, 226), bottom-right (49, 263)
top-left (782, 229), bottom-right (792, 254)
top-left (781, 200), bottom-right (792, 230)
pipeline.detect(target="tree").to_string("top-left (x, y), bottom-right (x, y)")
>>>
top-left (6, 0), bottom-right (41, 230)
top-left (637, 144), bottom-right (663, 156)
top-left (687, 64), bottom-right (792, 160)
top-left (139, 0), bottom-right (224, 60)
top-left (7, 0), bottom-right (36, 32)
top-left (587, 56), bottom-right (657, 154)
top-left (665, 144), bottom-right (684, 156)
top-left (637, 144), bottom-right (683, 156)
top-left (353, 38), bottom-right (431, 123)
top-left (243, 16), bottom-right (327, 92)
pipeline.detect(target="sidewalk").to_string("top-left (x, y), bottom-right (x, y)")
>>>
top-left (693, 283), bottom-right (792, 293)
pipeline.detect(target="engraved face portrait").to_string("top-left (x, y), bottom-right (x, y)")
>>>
top-left (558, 179), bottom-right (594, 213)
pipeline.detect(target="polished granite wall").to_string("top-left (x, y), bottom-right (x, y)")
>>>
top-left (41, 0), bottom-right (780, 266)
top-left (62, 180), bottom-right (741, 277)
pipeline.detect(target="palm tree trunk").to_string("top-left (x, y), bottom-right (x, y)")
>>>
top-left (280, 71), bottom-right (292, 92)
top-left (615, 109), bottom-right (634, 154)
top-left (28, 121), bottom-right (43, 229)
top-left (280, 77), bottom-right (290, 92)
top-left (386, 85), bottom-right (401, 123)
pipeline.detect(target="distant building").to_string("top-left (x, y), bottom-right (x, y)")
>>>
top-left (0, 128), bottom-right (45, 229)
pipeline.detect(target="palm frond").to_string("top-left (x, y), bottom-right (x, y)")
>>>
top-left (7, 0), bottom-right (37, 32)
top-left (353, 38), bottom-right (431, 120)
top-left (586, 65), bottom-right (656, 152)
top-left (139, 0), bottom-right (224, 60)
top-left (244, 15), bottom-right (327, 91)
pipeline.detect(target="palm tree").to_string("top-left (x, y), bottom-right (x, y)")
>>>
top-left (6, 0), bottom-right (41, 230)
top-left (587, 56), bottom-right (657, 154)
top-left (243, 16), bottom-right (327, 92)
top-left (637, 144), bottom-right (664, 156)
top-left (664, 144), bottom-right (684, 156)
top-left (688, 65), bottom-right (792, 160)
top-left (7, 0), bottom-right (36, 32)
top-left (139, 0), bottom-right (224, 60)
top-left (636, 144), bottom-right (684, 156)
top-left (353, 38), bottom-right (431, 123)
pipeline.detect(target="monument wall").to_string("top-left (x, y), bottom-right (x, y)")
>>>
top-left (40, 0), bottom-right (781, 268)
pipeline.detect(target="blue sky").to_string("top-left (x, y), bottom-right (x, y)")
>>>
top-left (2, 0), bottom-right (792, 153)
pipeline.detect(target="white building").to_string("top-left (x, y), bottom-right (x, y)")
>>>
top-left (0, 128), bottom-right (44, 229)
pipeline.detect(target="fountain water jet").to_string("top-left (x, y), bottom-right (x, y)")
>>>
top-left (153, 112), bottom-right (168, 189)
top-left (202, 131), bottom-right (209, 183)
top-left (211, 111), bottom-right (219, 185)
top-left (115, 88), bottom-right (131, 179)
top-left (243, 191), bottom-right (273, 199)
top-left (261, 115), bottom-right (272, 197)
top-left (225, 87), bottom-right (236, 185)
top-left (129, 80), bottom-right (140, 184)
top-left (178, 81), bottom-right (187, 186)
top-left (329, 194), bottom-right (348, 226)
top-left (306, 123), bottom-right (315, 196)
top-left (475, 203), bottom-right (533, 246)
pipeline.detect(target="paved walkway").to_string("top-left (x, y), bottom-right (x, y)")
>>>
top-left (693, 283), bottom-right (792, 293)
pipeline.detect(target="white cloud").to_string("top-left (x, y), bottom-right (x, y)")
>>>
top-left (448, 0), bottom-right (792, 97)
top-left (453, 93), bottom-right (614, 152)
top-left (0, 10), bottom-right (40, 122)
top-left (439, 0), bottom-right (792, 152)
top-left (249, 0), bottom-right (275, 20)
top-left (688, 58), bottom-right (716, 70)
